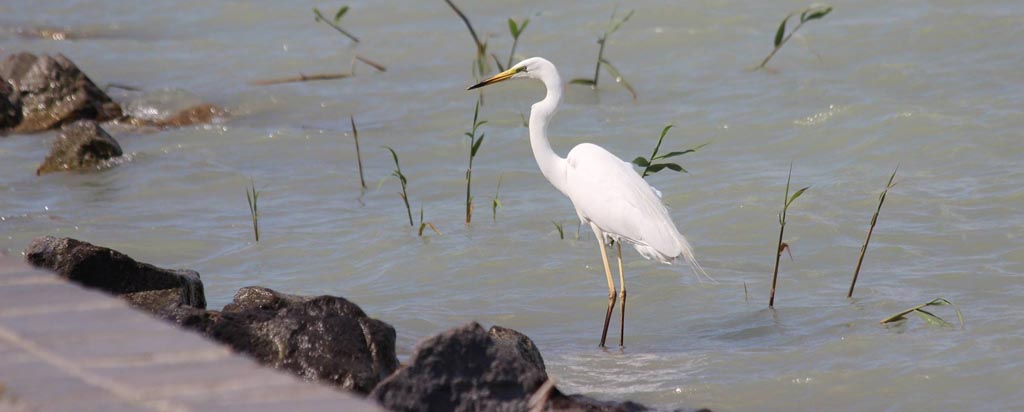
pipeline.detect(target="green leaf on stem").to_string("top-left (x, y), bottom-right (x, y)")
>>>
top-left (600, 58), bottom-right (637, 99)
top-left (774, 15), bottom-right (789, 47)
top-left (334, 6), bottom-right (349, 22)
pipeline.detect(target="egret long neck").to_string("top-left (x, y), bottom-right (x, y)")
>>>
top-left (529, 73), bottom-right (570, 196)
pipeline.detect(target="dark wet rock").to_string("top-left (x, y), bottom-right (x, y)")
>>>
top-left (221, 286), bottom-right (311, 312)
top-left (0, 77), bottom-right (21, 131)
top-left (370, 322), bottom-right (549, 412)
top-left (0, 52), bottom-right (122, 133)
top-left (36, 120), bottom-right (122, 175)
top-left (370, 322), bottom-right (709, 412)
top-left (162, 287), bottom-right (399, 395)
top-left (547, 392), bottom-right (713, 412)
top-left (24, 236), bottom-right (206, 311)
top-left (488, 325), bottom-right (547, 375)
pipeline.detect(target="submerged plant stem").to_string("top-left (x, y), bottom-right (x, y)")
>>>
top-left (249, 73), bottom-right (349, 86)
top-left (350, 115), bottom-right (366, 189)
top-left (848, 165), bottom-right (898, 298)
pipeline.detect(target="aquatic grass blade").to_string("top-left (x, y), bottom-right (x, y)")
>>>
top-left (770, 163), bottom-right (807, 307)
top-left (880, 298), bottom-right (964, 329)
top-left (774, 15), bottom-right (789, 47)
top-left (312, 7), bottom-right (359, 43)
top-left (552, 221), bottom-right (564, 239)
top-left (756, 4), bottom-right (832, 70)
top-left (848, 165), bottom-right (898, 297)
top-left (245, 179), bottom-right (260, 242)
top-left (599, 58), bottom-right (637, 99)
top-left (385, 146), bottom-right (414, 226)
top-left (787, 186), bottom-right (810, 207)
top-left (334, 6), bottom-right (349, 22)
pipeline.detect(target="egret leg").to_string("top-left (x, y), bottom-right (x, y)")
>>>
top-left (617, 241), bottom-right (626, 347)
top-left (592, 224), bottom-right (616, 348)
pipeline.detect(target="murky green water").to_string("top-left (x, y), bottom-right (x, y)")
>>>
top-left (2, 1), bottom-right (1023, 410)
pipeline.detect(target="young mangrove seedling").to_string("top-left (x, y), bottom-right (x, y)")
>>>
top-left (492, 174), bottom-right (504, 222)
top-left (769, 163), bottom-right (809, 307)
top-left (880, 298), bottom-right (964, 329)
top-left (848, 165), bottom-right (898, 298)
top-left (245, 178), bottom-right (261, 242)
top-left (350, 115), bottom-right (367, 189)
top-left (418, 204), bottom-right (442, 237)
top-left (464, 99), bottom-right (487, 224)
top-left (384, 146), bottom-right (414, 227)
top-left (631, 124), bottom-right (708, 178)
top-left (313, 5), bottom-right (359, 43)
top-left (756, 4), bottom-right (832, 70)
top-left (570, 8), bottom-right (637, 99)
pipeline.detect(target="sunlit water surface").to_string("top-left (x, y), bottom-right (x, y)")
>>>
top-left (2, 1), bottom-right (1023, 410)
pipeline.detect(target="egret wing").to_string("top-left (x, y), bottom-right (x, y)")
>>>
top-left (564, 144), bottom-right (684, 259)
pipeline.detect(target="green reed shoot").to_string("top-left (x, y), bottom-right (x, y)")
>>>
top-left (632, 124), bottom-right (707, 178)
top-left (492, 174), bottom-right (504, 222)
top-left (570, 8), bottom-right (637, 99)
top-left (350, 115), bottom-right (367, 189)
top-left (769, 163), bottom-right (809, 307)
top-left (848, 165), bottom-right (898, 298)
top-left (418, 204), bottom-right (442, 236)
top-left (464, 99), bottom-right (487, 224)
top-left (313, 6), bottom-right (359, 43)
top-left (505, 18), bottom-right (530, 69)
top-left (444, 0), bottom-right (489, 79)
top-left (880, 298), bottom-right (964, 329)
top-left (245, 179), bottom-right (260, 242)
top-left (756, 4), bottom-right (832, 70)
top-left (552, 221), bottom-right (565, 240)
top-left (384, 147), bottom-right (413, 226)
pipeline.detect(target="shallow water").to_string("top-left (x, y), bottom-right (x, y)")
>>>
top-left (2, 1), bottom-right (1023, 410)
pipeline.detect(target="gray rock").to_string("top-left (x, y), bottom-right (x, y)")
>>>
top-left (370, 322), bottom-right (549, 412)
top-left (36, 120), bottom-right (122, 175)
top-left (24, 236), bottom-right (205, 311)
top-left (163, 287), bottom-right (399, 395)
top-left (0, 52), bottom-right (122, 133)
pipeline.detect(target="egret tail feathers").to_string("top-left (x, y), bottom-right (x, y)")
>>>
top-left (677, 234), bottom-right (717, 284)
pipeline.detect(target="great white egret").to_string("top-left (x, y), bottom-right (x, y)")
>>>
top-left (468, 57), bottom-right (708, 347)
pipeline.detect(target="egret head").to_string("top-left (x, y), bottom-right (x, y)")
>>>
top-left (467, 57), bottom-right (555, 90)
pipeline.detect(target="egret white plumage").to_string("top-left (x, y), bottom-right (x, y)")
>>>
top-left (468, 57), bottom-right (708, 347)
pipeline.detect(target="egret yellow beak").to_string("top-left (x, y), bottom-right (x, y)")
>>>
top-left (467, 66), bottom-right (525, 90)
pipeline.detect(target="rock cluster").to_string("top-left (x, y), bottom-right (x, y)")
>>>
top-left (0, 52), bottom-right (121, 133)
top-left (1, 52), bottom-right (228, 175)
top-left (23, 236), bottom-right (710, 411)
